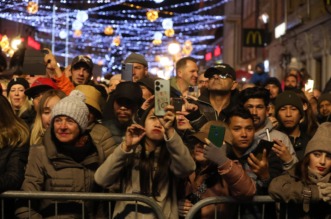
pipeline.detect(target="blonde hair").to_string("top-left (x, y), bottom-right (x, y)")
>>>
top-left (0, 95), bottom-right (29, 148)
top-left (7, 94), bottom-right (32, 117)
top-left (30, 89), bottom-right (66, 145)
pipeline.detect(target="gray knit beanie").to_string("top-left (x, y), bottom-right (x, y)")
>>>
top-left (304, 122), bottom-right (331, 156)
top-left (275, 91), bottom-right (304, 117)
top-left (124, 52), bottom-right (148, 67)
top-left (51, 90), bottom-right (89, 132)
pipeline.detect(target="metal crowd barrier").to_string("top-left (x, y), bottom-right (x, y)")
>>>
top-left (185, 196), bottom-right (280, 219)
top-left (0, 191), bottom-right (165, 219)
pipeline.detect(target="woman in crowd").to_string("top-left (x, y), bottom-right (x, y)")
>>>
top-left (0, 95), bottom-right (29, 218)
top-left (269, 122), bottom-right (331, 218)
top-left (7, 77), bottom-right (35, 127)
top-left (94, 103), bottom-right (195, 219)
top-left (16, 90), bottom-right (113, 218)
top-left (30, 89), bottom-right (66, 145)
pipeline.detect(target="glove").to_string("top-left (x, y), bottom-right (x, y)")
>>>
top-left (203, 138), bottom-right (228, 166)
top-left (317, 182), bottom-right (331, 203)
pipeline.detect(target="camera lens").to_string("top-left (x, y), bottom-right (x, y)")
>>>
top-left (156, 87), bottom-right (160, 91)
top-left (156, 81), bottom-right (160, 86)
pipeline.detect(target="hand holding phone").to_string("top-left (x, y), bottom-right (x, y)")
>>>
top-left (252, 139), bottom-right (274, 160)
top-left (208, 125), bottom-right (225, 148)
top-left (172, 97), bottom-right (184, 112)
top-left (305, 79), bottom-right (314, 91)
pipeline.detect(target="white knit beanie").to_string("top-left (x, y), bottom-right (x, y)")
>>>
top-left (51, 90), bottom-right (89, 132)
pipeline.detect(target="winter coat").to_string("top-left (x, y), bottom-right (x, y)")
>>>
top-left (269, 165), bottom-right (331, 219)
top-left (255, 118), bottom-right (298, 170)
top-left (15, 126), bottom-right (114, 219)
top-left (94, 131), bottom-right (196, 219)
top-left (225, 140), bottom-right (283, 219)
top-left (185, 89), bottom-right (239, 131)
top-left (0, 142), bottom-right (29, 218)
top-left (181, 159), bottom-right (256, 219)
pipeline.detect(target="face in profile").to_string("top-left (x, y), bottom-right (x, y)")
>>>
top-left (308, 151), bottom-right (331, 176)
top-left (41, 95), bottom-right (61, 129)
top-left (179, 60), bottom-right (198, 86)
top-left (132, 63), bottom-right (147, 82)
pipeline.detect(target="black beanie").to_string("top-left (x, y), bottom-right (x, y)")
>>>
top-left (275, 91), bottom-right (304, 117)
top-left (7, 77), bottom-right (30, 96)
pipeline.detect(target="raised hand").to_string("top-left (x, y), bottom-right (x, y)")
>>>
top-left (123, 124), bottom-right (146, 152)
top-left (158, 105), bottom-right (175, 139)
top-left (272, 139), bottom-right (292, 163)
top-left (248, 149), bottom-right (270, 181)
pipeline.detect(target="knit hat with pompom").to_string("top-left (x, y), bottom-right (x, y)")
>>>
top-left (51, 90), bottom-right (89, 132)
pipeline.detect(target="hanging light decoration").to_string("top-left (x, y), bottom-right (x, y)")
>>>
top-left (73, 30), bottom-right (82, 38)
top-left (72, 20), bottom-right (83, 30)
top-left (76, 11), bottom-right (89, 23)
top-left (146, 10), bottom-right (159, 22)
top-left (182, 40), bottom-right (193, 55)
top-left (0, 35), bottom-right (10, 53)
top-left (104, 26), bottom-right (114, 35)
top-left (162, 18), bottom-right (173, 30)
top-left (26, 1), bottom-right (38, 14)
top-left (59, 30), bottom-right (68, 39)
top-left (165, 28), bottom-right (175, 37)
top-left (113, 36), bottom-right (121, 46)
top-left (152, 39), bottom-right (162, 45)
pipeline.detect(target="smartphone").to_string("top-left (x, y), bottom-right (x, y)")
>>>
top-left (208, 125), bottom-right (225, 148)
top-left (305, 79), bottom-right (314, 91)
top-left (173, 97), bottom-right (184, 112)
top-left (22, 48), bottom-right (47, 75)
top-left (154, 79), bottom-right (170, 116)
top-left (252, 139), bottom-right (274, 160)
top-left (188, 86), bottom-right (199, 97)
top-left (121, 63), bottom-right (133, 81)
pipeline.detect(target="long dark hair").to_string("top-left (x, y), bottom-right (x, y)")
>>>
top-left (122, 104), bottom-right (173, 201)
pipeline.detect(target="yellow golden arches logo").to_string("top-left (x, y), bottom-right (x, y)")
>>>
top-left (246, 31), bottom-right (262, 45)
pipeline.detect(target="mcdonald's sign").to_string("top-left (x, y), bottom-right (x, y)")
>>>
top-left (242, 29), bottom-right (266, 47)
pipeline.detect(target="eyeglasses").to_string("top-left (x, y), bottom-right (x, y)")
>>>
top-left (211, 73), bottom-right (233, 79)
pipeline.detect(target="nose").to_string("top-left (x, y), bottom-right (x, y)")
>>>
top-left (320, 153), bottom-right (326, 165)
top-left (285, 108), bottom-right (291, 116)
top-left (251, 107), bottom-right (257, 115)
top-left (240, 129), bottom-right (247, 137)
top-left (59, 120), bottom-right (68, 129)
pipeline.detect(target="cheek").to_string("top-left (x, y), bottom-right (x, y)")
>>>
top-left (42, 114), bottom-right (51, 128)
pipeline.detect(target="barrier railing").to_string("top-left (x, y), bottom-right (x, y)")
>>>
top-left (185, 196), bottom-right (279, 219)
top-left (0, 191), bottom-right (165, 219)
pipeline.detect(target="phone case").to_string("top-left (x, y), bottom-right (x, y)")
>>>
top-left (173, 98), bottom-right (184, 112)
top-left (154, 79), bottom-right (170, 116)
top-left (22, 48), bottom-right (47, 75)
top-left (208, 125), bottom-right (225, 147)
top-left (121, 63), bottom-right (133, 81)
top-left (253, 139), bottom-right (274, 160)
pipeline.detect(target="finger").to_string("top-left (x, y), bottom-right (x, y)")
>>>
top-left (247, 156), bottom-right (258, 169)
top-left (249, 153), bottom-right (260, 163)
top-left (262, 149), bottom-right (268, 161)
top-left (204, 138), bottom-right (211, 145)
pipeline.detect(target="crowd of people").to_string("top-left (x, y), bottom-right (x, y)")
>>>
top-left (0, 48), bottom-right (331, 219)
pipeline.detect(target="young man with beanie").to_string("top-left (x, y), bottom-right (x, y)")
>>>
top-left (239, 87), bottom-right (298, 170)
top-left (123, 52), bottom-right (148, 82)
top-left (185, 63), bottom-right (239, 131)
top-left (275, 90), bottom-right (310, 160)
top-left (269, 122), bottom-right (331, 218)
top-left (15, 90), bottom-right (112, 218)
top-left (317, 93), bottom-right (331, 124)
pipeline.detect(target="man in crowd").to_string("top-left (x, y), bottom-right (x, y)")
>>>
top-left (123, 52), bottom-right (149, 82)
top-left (170, 56), bottom-right (199, 97)
top-left (239, 87), bottom-right (298, 170)
top-left (185, 63), bottom-right (239, 131)
top-left (225, 107), bottom-right (282, 218)
top-left (317, 92), bottom-right (331, 123)
top-left (275, 90), bottom-right (311, 160)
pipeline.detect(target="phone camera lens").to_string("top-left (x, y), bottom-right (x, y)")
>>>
top-left (156, 81), bottom-right (160, 86)
top-left (156, 86), bottom-right (160, 91)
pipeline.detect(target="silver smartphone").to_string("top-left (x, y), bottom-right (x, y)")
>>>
top-left (154, 79), bottom-right (170, 116)
top-left (121, 63), bottom-right (133, 81)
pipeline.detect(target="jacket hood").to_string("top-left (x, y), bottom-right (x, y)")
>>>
top-left (254, 118), bottom-right (274, 141)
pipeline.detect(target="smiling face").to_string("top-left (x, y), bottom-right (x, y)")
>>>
top-left (178, 60), bottom-right (198, 86)
top-left (144, 108), bottom-right (164, 141)
top-left (309, 151), bottom-right (331, 176)
top-left (8, 84), bottom-right (27, 110)
top-left (53, 116), bottom-right (80, 144)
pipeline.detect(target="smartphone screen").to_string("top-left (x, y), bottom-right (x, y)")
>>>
top-left (173, 97), bottom-right (184, 112)
top-left (208, 125), bottom-right (225, 147)
top-left (154, 79), bottom-right (170, 116)
top-left (305, 79), bottom-right (314, 91)
top-left (121, 63), bottom-right (133, 81)
top-left (252, 139), bottom-right (274, 160)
